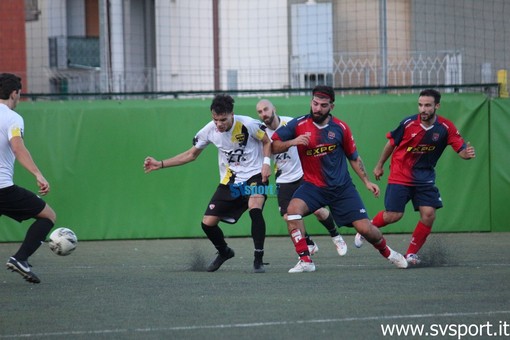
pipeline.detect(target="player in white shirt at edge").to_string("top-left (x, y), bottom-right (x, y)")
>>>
top-left (1, 73), bottom-right (57, 284)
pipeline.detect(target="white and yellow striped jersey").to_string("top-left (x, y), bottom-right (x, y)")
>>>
top-left (193, 115), bottom-right (266, 184)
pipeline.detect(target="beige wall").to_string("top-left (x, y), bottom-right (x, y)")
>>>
top-left (333, 0), bottom-right (411, 86)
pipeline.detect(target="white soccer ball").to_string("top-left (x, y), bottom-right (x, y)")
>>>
top-left (48, 227), bottom-right (78, 256)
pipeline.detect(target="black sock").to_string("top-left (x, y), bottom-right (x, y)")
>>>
top-left (249, 208), bottom-right (266, 251)
top-left (254, 249), bottom-right (264, 261)
top-left (305, 232), bottom-right (315, 245)
top-left (14, 218), bottom-right (54, 261)
top-left (319, 213), bottom-right (339, 237)
top-left (201, 223), bottom-right (228, 254)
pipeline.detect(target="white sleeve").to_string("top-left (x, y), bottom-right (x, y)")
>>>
top-left (192, 122), bottom-right (212, 149)
top-left (247, 118), bottom-right (266, 141)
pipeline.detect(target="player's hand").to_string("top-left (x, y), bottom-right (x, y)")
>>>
top-left (465, 141), bottom-right (476, 159)
top-left (373, 166), bottom-right (384, 181)
top-left (261, 164), bottom-right (271, 183)
top-left (144, 156), bottom-right (162, 173)
top-left (292, 135), bottom-right (310, 146)
top-left (366, 181), bottom-right (380, 198)
top-left (36, 174), bottom-right (50, 196)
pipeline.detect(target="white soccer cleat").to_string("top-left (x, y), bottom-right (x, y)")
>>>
top-left (405, 253), bottom-right (421, 266)
top-left (332, 235), bottom-right (347, 256)
top-left (354, 233), bottom-right (365, 248)
top-left (308, 242), bottom-right (319, 255)
top-left (288, 260), bottom-right (316, 273)
top-left (387, 248), bottom-right (408, 269)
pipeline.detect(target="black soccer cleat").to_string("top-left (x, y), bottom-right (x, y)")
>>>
top-left (253, 259), bottom-right (266, 273)
top-left (206, 247), bottom-right (235, 272)
top-left (6, 257), bottom-right (41, 284)
top-left (253, 250), bottom-right (266, 273)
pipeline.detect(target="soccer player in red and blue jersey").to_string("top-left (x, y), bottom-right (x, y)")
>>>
top-left (272, 86), bottom-right (408, 272)
top-left (357, 89), bottom-right (476, 266)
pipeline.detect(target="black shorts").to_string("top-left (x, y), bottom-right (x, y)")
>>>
top-left (276, 178), bottom-right (303, 216)
top-left (204, 174), bottom-right (267, 224)
top-left (0, 185), bottom-right (46, 222)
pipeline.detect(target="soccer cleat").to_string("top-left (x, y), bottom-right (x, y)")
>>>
top-left (288, 260), bottom-right (316, 273)
top-left (206, 247), bottom-right (235, 272)
top-left (6, 257), bottom-right (41, 284)
top-left (406, 253), bottom-right (421, 266)
top-left (253, 259), bottom-right (266, 273)
top-left (332, 235), bottom-right (347, 256)
top-left (387, 248), bottom-right (408, 269)
top-left (354, 233), bottom-right (365, 248)
top-left (307, 242), bottom-right (319, 255)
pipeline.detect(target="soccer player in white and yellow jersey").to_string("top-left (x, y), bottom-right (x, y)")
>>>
top-left (144, 94), bottom-right (271, 273)
top-left (1, 73), bottom-right (57, 284)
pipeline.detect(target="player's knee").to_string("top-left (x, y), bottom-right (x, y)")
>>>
top-left (356, 219), bottom-right (382, 242)
top-left (312, 207), bottom-right (328, 220)
top-left (248, 195), bottom-right (265, 210)
top-left (202, 215), bottom-right (220, 226)
top-left (419, 211), bottom-right (435, 225)
top-left (38, 204), bottom-right (56, 224)
top-left (287, 200), bottom-right (308, 216)
top-left (385, 211), bottom-right (403, 223)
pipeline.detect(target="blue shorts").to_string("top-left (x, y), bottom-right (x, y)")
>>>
top-left (292, 181), bottom-right (368, 227)
top-left (384, 183), bottom-right (443, 212)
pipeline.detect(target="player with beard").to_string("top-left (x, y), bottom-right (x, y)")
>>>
top-left (256, 99), bottom-right (348, 257)
top-left (271, 86), bottom-right (408, 272)
top-left (354, 89), bottom-right (476, 266)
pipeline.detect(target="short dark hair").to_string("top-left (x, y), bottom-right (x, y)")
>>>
top-left (312, 85), bottom-right (335, 103)
top-left (419, 89), bottom-right (441, 104)
top-left (0, 73), bottom-right (22, 100)
top-left (210, 94), bottom-right (235, 114)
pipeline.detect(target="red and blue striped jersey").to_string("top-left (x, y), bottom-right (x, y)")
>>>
top-left (387, 114), bottom-right (466, 186)
top-left (272, 114), bottom-right (358, 188)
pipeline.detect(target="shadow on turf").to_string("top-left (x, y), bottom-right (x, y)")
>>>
top-left (414, 237), bottom-right (457, 268)
top-left (187, 249), bottom-right (208, 271)
top-left (183, 236), bottom-right (457, 271)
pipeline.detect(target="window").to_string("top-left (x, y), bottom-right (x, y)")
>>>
top-left (25, 0), bottom-right (41, 22)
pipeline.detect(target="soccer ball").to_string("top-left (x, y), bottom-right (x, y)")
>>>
top-left (48, 227), bottom-right (78, 256)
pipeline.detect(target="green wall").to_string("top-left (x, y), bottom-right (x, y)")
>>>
top-left (489, 99), bottom-right (510, 232)
top-left (0, 93), bottom-right (506, 241)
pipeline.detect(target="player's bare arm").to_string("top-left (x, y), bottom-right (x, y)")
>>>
top-left (349, 156), bottom-right (380, 198)
top-left (261, 134), bottom-right (272, 183)
top-left (144, 146), bottom-right (203, 173)
top-left (10, 136), bottom-right (50, 195)
top-left (373, 141), bottom-right (395, 181)
top-left (459, 141), bottom-right (476, 159)
top-left (271, 139), bottom-right (289, 154)
top-left (271, 134), bottom-right (310, 154)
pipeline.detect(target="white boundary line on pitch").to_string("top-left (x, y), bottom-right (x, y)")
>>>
top-left (1, 310), bottom-right (509, 338)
